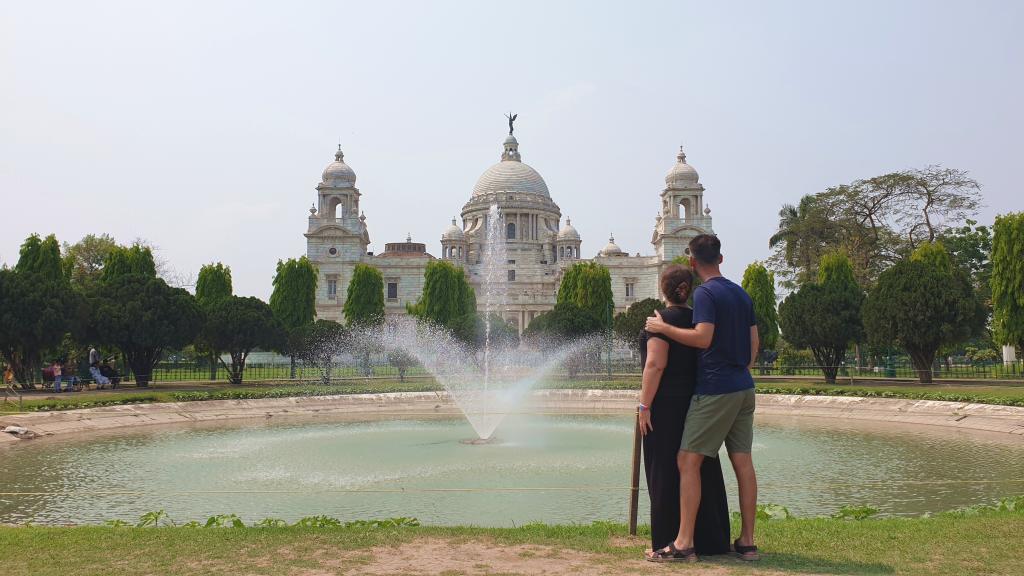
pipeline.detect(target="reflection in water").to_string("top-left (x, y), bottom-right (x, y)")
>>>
top-left (1, 414), bottom-right (1022, 526)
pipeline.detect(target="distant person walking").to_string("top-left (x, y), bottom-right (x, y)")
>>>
top-left (51, 359), bottom-right (64, 393)
top-left (89, 346), bottom-right (110, 389)
top-left (645, 234), bottom-right (760, 563)
top-left (639, 264), bottom-right (730, 560)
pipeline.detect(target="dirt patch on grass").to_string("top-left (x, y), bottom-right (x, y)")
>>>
top-left (294, 537), bottom-right (774, 576)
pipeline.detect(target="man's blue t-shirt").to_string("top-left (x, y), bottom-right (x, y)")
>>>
top-left (692, 276), bottom-right (756, 395)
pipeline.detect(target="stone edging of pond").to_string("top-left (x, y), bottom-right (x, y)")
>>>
top-left (2, 390), bottom-right (1023, 443)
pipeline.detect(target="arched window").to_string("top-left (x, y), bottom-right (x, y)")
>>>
top-left (506, 222), bottom-right (516, 240)
top-left (559, 246), bottom-right (565, 258)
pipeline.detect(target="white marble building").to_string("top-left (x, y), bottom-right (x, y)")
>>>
top-left (305, 130), bottom-right (714, 332)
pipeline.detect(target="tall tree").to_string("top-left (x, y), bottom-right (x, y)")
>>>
top-left (16, 234), bottom-right (65, 282)
top-left (0, 234), bottom-right (80, 386)
top-left (741, 262), bottom-right (779, 358)
top-left (778, 252), bottom-right (863, 384)
top-left (202, 296), bottom-right (284, 385)
top-left (269, 256), bottom-right (318, 378)
top-left (0, 268), bottom-right (81, 387)
top-left (344, 264), bottom-right (385, 327)
top-left (195, 263), bottom-right (233, 380)
top-left (557, 261), bottom-right (614, 329)
top-left (863, 243), bottom-right (985, 383)
top-left (407, 260), bottom-right (477, 343)
top-left (991, 213), bottom-right (1024, 353)
top-left (343, 263), bottom-right (385, 375)
top-left (88, 244), bottom-right (202, 386)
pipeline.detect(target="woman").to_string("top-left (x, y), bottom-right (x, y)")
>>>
top-left (639, 265), bottom-right (730, 561)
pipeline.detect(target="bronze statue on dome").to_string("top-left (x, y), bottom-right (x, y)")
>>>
top-left (505, 112), bottom-right (517, 135)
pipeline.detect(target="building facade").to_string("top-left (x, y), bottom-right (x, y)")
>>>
top-left (305, 131), bottom-right (714, 332)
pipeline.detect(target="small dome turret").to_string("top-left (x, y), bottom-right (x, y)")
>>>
top-left (557, 218), bottom-right (581, 241)
top-left (322, 145), bottom-right (357, 187)
top-left (665, 146), bottom-right (699, 187)
top-left (442, 218), bottom-right (465, 240)
top-left (599, 234), bottom-right (625, 257)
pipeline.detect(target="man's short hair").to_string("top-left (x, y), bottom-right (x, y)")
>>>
top-left (688, 234), bottom-right (721, 265)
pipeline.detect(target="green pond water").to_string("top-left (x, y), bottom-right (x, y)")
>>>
top-left (1, 414), bottom-right (1022, 526)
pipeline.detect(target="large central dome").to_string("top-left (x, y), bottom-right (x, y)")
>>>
top-left (471, 135), bottom-right (550, 198)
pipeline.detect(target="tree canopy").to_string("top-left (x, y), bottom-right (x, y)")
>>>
top-left (556, 262), bottom-right (613, 329)
top-left (863, 243), bottom-right (985, 383)
top-left (62, 233), bottom-right (118, 289)
top-left (991, 213), bottom-right (1024, 351)
top-left (768, 166), bottom-right (982, 288)
top-left (344, 264), bottom-right (385, 327)
top-left (86, 243), bottom-right (202, 385)
top-left (269, 256), bottom-right (318, 332)
top-left (293, 319), bottom-right (347, 384)
top-left (100, 244), bottom-right (157, 282)
top-left (407, 260), bottom-right (477, 343)
top-left (0, 266), bottom-right (82, 386)
top-left (202, 296), bottom-right (284, 384)
top-left (524, 302), bottom-right (603, 340)
top-left (16, 234), bottom-right (65, 282)
top-left (741, 262), bottom-right (779, 354)
top-left (612, 298), bottom-right (665, 350)
top-left (778, 252), bottom-right (863, 384)
top-left (0, 234), bottom-right (81, 385)
top-left (89, 272), bottom-right (203, 386)
top-left (195, 263), bottom-right (233, 308)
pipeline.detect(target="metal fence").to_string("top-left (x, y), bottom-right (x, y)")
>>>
top-left (20, 353), bottom-right (1024, 388)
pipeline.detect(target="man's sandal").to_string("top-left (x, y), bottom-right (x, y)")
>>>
top-left (733, 539), bottom-right (760, 561)
top-left (646, 542), bottom-right (698, 563)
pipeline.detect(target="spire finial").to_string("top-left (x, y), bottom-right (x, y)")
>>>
top-left (335, 143), bottom-right (344, 161)
top-left (451, 217), bottom-right (457, 225)
top-left (406, 233), bottom-right (412, 243)
top-left (677, 146), bottom-right (686, 162)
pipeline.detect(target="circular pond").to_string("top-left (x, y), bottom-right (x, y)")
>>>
top-left (1, 414), bottom-right (1022, 525)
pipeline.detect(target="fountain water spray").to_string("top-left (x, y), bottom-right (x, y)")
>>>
top-left (338, 204), bottom-right (602, 440)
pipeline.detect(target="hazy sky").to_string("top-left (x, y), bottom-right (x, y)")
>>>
top-left (2, 1), bottom-right (1020, 299)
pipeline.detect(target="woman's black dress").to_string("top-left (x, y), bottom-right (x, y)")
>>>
top-left (639, 305), bottom-right (731, 555)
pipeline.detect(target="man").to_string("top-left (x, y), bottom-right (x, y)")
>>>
top-left (645, 234), bottom-right (760, 562)
top-left (88, 346), bottom-right (110, 389)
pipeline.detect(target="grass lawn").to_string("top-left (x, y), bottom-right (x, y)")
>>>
top-left (2, 513), bottom-right (1022, 575)
top-left (4, 375), bottom-right (1024, 413)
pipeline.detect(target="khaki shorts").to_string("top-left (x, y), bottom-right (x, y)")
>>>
top-left (681, 388), bottom-right (755, 457)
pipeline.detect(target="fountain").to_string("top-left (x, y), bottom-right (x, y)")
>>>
top-left (374, 205), bottom-right (597, 440)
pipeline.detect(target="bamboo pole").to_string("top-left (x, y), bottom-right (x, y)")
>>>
top-left (628, 406), bottom-right (642, 536)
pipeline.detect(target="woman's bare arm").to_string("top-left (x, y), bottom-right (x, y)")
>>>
top-left (640, 337), bottom-right (669, 407)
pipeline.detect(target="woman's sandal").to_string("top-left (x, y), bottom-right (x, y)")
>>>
top-left (733, 538), bottom-right (760, 561)
top-left (646, 542), bottom-right (698, 563)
